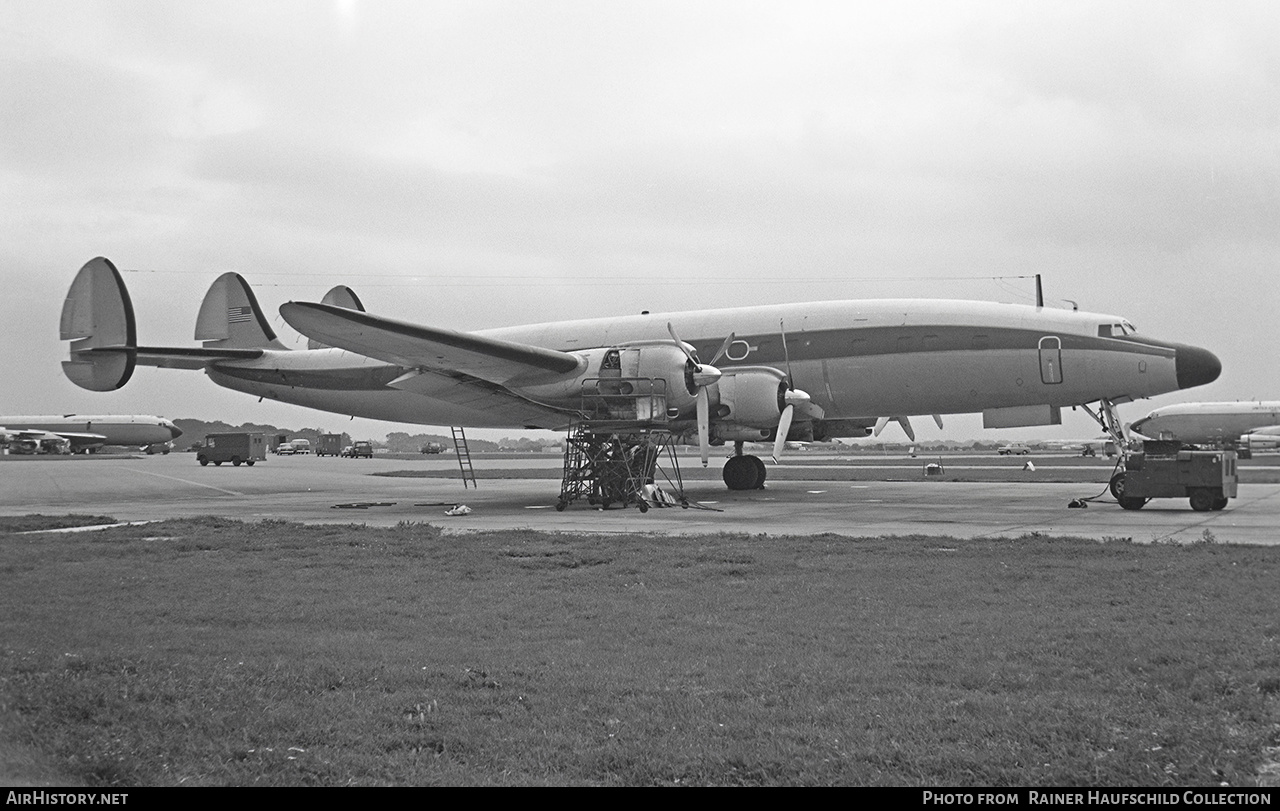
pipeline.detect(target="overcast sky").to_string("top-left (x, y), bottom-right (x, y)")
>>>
top-left (2, 1), bottom-right (1276, 443)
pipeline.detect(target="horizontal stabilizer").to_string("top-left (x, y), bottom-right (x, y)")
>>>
top-left (196, 272), bottom-right (288, 351)
top-left (308, 285), bottom-right (366, 350)
top-left (60, 257), bottom-right (137, 391)
top-left (279, 302), bottom-right (583, 385)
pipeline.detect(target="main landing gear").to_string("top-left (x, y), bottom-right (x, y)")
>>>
top-left (722, 442), bottom-right (767, 491)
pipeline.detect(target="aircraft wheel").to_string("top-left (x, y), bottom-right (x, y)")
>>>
top-left (749, 455), bottom-right (767, 489)
top-left (1189, 488), bottom-right (1215, 512)
top-left (198, 456), bottom-right (209, 467)
top-left (1211, 497), bottom-right (1228, 511)
top-left (723, 455), bottom-right (760, 491)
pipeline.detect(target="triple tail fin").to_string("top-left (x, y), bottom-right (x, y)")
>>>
top-left (60, 257), bottom-right (138, 391)
top-left (194, 272), bottom-right (289, 351)
top-left (307, 285), bottom-right (366, 349)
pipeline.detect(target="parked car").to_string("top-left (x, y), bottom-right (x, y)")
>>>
top-left (275, 439), bottom-right (313, 455)
top-left (997, 443), bottom-right (1032, 455)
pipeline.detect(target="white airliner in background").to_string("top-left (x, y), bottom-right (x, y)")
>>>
top-left (59, 257), bottom-right (1220, 492)
top-left (0, 414), bottom-right (182, 454)
top-left (1129, 402), bottom-right (1280, 454)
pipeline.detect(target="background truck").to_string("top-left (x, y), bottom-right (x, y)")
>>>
top-left (316, 434), bottom-right (344, 456)
top-left (343, 440), bottom-right (374, 458)
top-left (197, 433), bottom-right (266, 467)
top-left (1109, 442), bottom-right (1237, 511)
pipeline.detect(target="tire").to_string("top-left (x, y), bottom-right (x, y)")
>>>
top-left (232, 457), bottom-right (242, 467)
top-left (214, 460), bottom-right (222, 466)
top-left (1211, 497), bottom-right (1228, 511)
top-left (1111, 472), bottom-right (1148, 510)
top-left (246, 460), bottom-right (255, 467)
top-left (723, 455), bottom-right (760, 490)
top-left (198, 456), bottom-right (209, 467)
top-left (1109, 472), bottom-right (1128, 501)
top-left (749, 455), bottom-right (767, 489)
top-left (1189, 488), bottom-right (1215, 512)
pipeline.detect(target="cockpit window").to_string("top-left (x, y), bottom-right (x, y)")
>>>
top-left (1097, 323), bottom-right (1136, 337)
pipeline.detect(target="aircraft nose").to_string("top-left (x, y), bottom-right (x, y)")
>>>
top-left (1175, 344), bottom-right (1221, 390)
top-left (169, 423), bottom-right (184, 439)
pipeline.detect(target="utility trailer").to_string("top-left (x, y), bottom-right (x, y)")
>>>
top-left (1109, 442), bottom-right (1237, 511)
top-left (197, 432), bottom-right (267, 467)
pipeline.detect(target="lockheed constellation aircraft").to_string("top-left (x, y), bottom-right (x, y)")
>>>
top-left (60, 257), bottom-right (1219, 497)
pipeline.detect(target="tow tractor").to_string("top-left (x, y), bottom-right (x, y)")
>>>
top-left (1079, 399), bottom-right (1237, 512)
top-left (1108, 440), bottom-right (1237, 511)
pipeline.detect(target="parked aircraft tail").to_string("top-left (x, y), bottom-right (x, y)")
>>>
top-left (195, 272), bottom-right (289, 351)
top-left (60, 257), bottom-right (138, 391)
top-left (307, 285), bottom-right (366, 350)
top-left (61, 258), bottom-right (280, 392)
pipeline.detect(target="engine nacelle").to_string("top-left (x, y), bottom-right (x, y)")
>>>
top-left (512, 342), bottom-right (701, 416)
top-left (712, 367), bottom-right (787, 427)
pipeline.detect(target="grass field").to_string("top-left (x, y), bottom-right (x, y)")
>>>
top-left (2, 515), bottom-right (1278, 786)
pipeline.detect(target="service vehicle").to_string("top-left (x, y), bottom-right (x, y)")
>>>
top-left (1109, 441), bottom-right (1237, 511)
top-left (316, 434), bottom-right (344, 456)
top-left (997, 443), bottom-right (1032, 455)
top-left (197, 432), bottom-right (267, 467)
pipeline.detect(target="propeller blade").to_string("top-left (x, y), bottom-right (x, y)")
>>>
top-left (932, 414), bottom-right (944, 430)
top-left (899, 416), bottom-right (916, 443)
top-left (666, 322), bottom-right (698, 365)
top-left (697, 388), bottom-right (711, 467)
top-left (772, 404), bottom-right (795, 464)
top-left (708, 332), bottom-right (736, 365)
top-left (779, 319), bottom-right (793, 389)
top-left (873, 415), bottom-right (916, 441)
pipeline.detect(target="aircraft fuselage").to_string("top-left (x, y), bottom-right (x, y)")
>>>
top-left (205, 299), bottom-right (1217, 433)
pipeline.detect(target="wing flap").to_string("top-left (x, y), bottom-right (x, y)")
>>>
top-left (389, 369), bottom-right (574, 429)
top-left (280, 302), bottom-right (582, 385)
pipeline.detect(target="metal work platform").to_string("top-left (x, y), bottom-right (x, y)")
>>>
top-left (555, 377), bottom-right (688, 512)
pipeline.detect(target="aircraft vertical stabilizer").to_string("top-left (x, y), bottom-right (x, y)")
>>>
top-left (307, 285), bottom-right (366, 350)
top-left (195, 272), bottom-right (289, 351)
top-left (59, 257), bottom-right (137, 391)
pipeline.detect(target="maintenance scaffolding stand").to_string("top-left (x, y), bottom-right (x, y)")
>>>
top-left (555, 376), bottom-right (689, 513)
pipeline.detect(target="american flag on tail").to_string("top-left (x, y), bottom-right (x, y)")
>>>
top-left (227, 306), bottom-right (253, 324)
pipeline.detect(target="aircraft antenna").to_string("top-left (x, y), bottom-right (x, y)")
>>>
top-left (1035, 274), bottom-right (1044, 308)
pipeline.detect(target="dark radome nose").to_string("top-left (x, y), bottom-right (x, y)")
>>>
top-left (169, 423), bottom-right (184, 439)
top-left (1175, 344), bottom-right (1221, 390)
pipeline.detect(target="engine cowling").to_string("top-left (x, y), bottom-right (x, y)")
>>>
top-left (712, 367), bottom-right (788, 428)
top-left (511, 342), bottom-right (705, 417)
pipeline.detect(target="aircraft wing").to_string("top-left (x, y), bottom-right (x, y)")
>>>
top-left (279, 302), bottom-right (583, 386)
